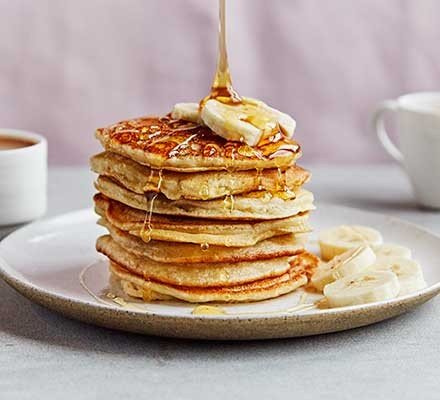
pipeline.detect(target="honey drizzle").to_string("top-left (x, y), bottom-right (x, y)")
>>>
top-left (192, 305), bottom-right (226, 316)
top-left (168, 133), bottom-right (198, 158)
top-left (276, 167), bottom-right (289, 192)
top-left (104, 0), bottom-right (300, 210)
top-left (200, 183), bottom-right (210, 200)
top-left (200, 242), bottom-right (210, 251)
top-left (201, 0), bottom-right (241, 108)
top-left (223, 193), bottom-right (235, 213)
top-left (225, 145), bottom-right (237, 172)
top-left (107, 116), bottom-right (299, 165)
top-left (145, 194), bottom-right (158, 243)
top-left (79, 262), bottom-right (146, 311)
top-left (256, 168), bottom-right (263, 190)
top-left (140, 169), bottom-right (163, 243)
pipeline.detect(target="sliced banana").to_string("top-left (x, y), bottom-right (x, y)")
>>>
top-left (324, 271), bottom-right (400, 308)
top-left (319, 225), bottom-right (383, 261)
top-left (373, 243), bottom-right (412, 260)
top-left (171, 103), bottom-right (202, 124)
top-left (200, 98), bottom-right (296, 146)
top-left (367, 257), bottom-right (426, 296)
top-left (311, 245), bottom-right (376, 291)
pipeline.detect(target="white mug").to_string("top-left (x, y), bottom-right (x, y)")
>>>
top-left (0, 129), bottom-right (47, 225)
top-left (373, 92), bottom-right (440, 209)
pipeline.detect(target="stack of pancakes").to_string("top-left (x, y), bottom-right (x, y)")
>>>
top-left (91, 116), bottom-right (317, 303)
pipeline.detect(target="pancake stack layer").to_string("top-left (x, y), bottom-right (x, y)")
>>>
top-left (91, 116), bottom-right (317, 303)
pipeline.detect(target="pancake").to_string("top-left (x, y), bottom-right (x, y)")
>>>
top-left (95, 116), bottom-right (301, 172)
top-left (100, 217), bottom-right (307, 263)
top-left (95, 175), bottom-right (315, 220)
top-left (90, 151), bottom-right (311, 200)
top-left (110, 273), bottom-right (173, 301)
top-left (97, 235), bottom-right (298, 287)
top-left (94, 194), bottom-right (311, 246)
top-left (109, 254), bottom-right (314, 302)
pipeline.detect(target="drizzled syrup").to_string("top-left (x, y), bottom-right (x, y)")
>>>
top-left (102, 116), bottom-right (300, 165)
top-left (192, 305), bottom-right (226, 316)
top-left (200, 0), bottom-right (241, 108)
top-left (140, 169), bottom-right (163, 243)
top-left (223, 193), bottom-right (235, 213)
top-left (199, 0), bottom-right (285, 142)
top-left (96, 0), bottom-right (302, 210)
top-left (200, 242), bottom-right (210, 251)
top-left (256, 168), bottom-right (263, 190)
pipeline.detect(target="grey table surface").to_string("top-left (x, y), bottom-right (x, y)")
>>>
top-left (1, 165), bottom-right (439, 400)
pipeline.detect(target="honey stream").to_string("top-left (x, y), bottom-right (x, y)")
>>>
top-left (135, 0), bottom-right (298, 253)
top-left (200, 0), bottom-right (241, 107)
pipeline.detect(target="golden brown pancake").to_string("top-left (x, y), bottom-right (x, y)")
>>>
top-left (95, 175), bottom-right (315, 220)
top-left (99, 217), bottom-right (307, 263)
top-left (109, 252), bottom-right (317, 302)
top-left (97, 235), bottom-right (299, 287)
top-left (90, 151), bottom-right (311, 200)
top-left (94, 194), bottom-right (311, 246)
top-left (95, 116), bottom-right (301, 172)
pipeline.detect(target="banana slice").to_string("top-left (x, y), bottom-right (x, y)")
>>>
top-left (319, 225), bottom-right (383, 261)
top-left (171, 103), bottom-right (202, 124)
top-left (311, 245), bottom-right (376, 291)
top-left (367, 257), bottom-right (426, 296)
top-left (373, 243), bottom-right (412, 260)
top-left (324, 271), bottom-right (400, 308)
top-left (200, 98), bottom-right (296, 146)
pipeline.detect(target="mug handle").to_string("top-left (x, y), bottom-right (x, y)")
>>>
top-left (372, 100), bottom-right (403, 163)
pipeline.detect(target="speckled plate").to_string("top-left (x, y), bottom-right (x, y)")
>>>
top-left (1, 204), bottom-right (439, 340)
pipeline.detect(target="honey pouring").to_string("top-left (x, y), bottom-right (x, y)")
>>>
top-left (131, 0), bottom-right (301, 246)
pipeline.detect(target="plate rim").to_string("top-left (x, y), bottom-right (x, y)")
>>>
top-left (1, 205), bottom-right (440, 322)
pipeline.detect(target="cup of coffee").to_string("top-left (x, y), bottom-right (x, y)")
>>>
top-left (372, 91), bottom-right (440, 209)
top-left (0, 129), bottom-right (47, 225)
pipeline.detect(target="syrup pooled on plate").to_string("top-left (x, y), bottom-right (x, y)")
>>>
top-left (192, 305), bottom-right (227, 316)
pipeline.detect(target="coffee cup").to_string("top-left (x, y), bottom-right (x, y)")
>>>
top-left (0, 129), bottom-right (47, 225)
top-left (372, 92), bottom-right (440, 209)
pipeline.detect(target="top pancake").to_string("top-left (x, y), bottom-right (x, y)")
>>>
top-left (95, 116), bottom-right (301, 172)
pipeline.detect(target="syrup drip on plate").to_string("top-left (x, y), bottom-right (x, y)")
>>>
top-left (192, 305), bottom-right (226, 316)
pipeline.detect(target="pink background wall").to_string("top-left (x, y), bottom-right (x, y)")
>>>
top-left (1, 0), bottom-right (439, 165)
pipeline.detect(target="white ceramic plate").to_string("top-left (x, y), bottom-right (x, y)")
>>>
top-left (1, 204), bottom-right (439, 340)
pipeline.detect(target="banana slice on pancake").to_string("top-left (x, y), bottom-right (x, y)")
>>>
top-left (172, 98), bottom-right (296, 146)
top-left (311, 245), bottom-right (376, 291)
top-left (319, 225), bottom-right (383, 261)
top-left (171, 103), bottom-right (202, 124)
top-left (324, 270), bottom-right (400, 308)
top-left (201, 98), bottom-right (296, 146)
